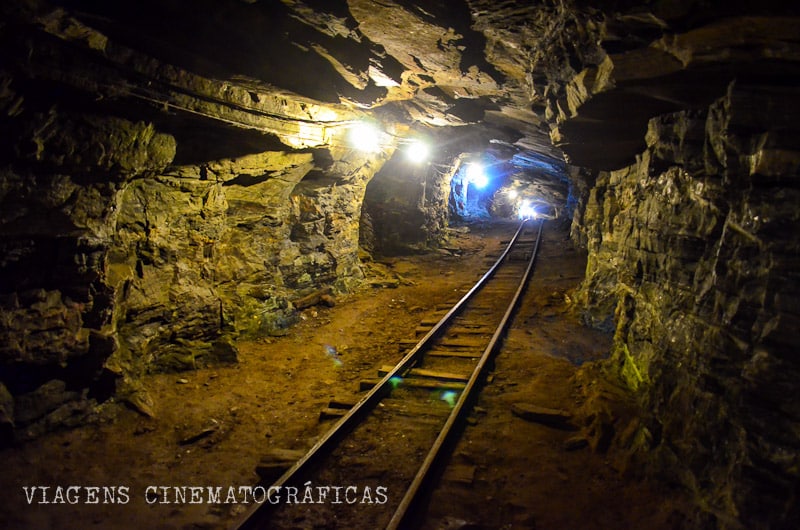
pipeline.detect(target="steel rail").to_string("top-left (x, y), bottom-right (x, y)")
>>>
top-left (386, 219), bottom-right (543, 529)
top-left (231, 220), bottom-right (531, 530)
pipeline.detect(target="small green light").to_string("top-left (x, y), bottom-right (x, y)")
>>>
top-left (440, 390), bottom-right (457, 407)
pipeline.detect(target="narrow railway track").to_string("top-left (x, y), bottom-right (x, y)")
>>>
top-left (232, 220), bottom-right (543, 529)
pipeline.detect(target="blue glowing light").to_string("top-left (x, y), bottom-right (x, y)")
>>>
top-left (466, 163), bottom-right (488, 189)
top-left (472, 173), bottom-right (488, 189)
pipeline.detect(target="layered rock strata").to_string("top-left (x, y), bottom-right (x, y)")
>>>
top-left (0, 2), bottom-right (395, 438)
top-left (575, 81), bottom-right (799, 529)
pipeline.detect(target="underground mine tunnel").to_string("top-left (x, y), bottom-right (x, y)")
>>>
top-left (0, 0), bottom-right (798, 529)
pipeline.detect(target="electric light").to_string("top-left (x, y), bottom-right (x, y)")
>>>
top-left (507, 189), bottom-right (518, 199)
top-left (466, 163), bottom-right (488, 189)
top-left (348, 122), bottom-right (382, 152)
top-left (405, 139), bottom-right (430, 163)
top-left (518, 200), bottom-right (537, 220)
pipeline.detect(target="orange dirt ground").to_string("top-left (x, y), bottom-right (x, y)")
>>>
top-left (0, 220), bottom-right (691, 529)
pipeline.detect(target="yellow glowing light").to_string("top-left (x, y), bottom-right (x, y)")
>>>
top-left (349, 122), bottom-right (382, 152)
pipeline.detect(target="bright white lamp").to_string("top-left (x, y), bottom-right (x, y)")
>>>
top-left (518, 200), bottom-right (537, 219)
top-left (348, 122), bottom-right (381, 152)
top-left (466, 163), bottom-right (488, 189)
top-left (405, 140), bottom-right (430, 163)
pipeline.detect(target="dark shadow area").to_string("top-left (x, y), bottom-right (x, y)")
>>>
top-left (50, 0), bottom-right (390, 105)
top-left (163, 121), bottom-right (286, 166)
top-left (446, 96), bottom-right (499, 123)
top-left (360, 151), bottom-right (433, 255)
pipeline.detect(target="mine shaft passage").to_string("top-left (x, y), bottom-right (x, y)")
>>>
top-left (1, 2), bottom-right (798, 530)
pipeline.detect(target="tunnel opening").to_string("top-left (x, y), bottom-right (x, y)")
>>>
top-left (448, 149), bottom-right (570, 224)
top-left (359, 140), bottom-right (440, 256)
top-left (448, 153), bottom-right (509, 221)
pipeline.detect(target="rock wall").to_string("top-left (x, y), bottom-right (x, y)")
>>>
top-left (113, 145), bottom-right (382, 366)
top-left (0, 109), bottom-right (177, 437)
top-left (0, 1), bottom-right (401, 439)
top-left (575, 81), bottom-right (800, 527)
top-left (0, 100), bottom-right (390, 436)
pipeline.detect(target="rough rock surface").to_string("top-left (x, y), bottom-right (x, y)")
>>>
top-left (511, 3), bottom-right (800, 527)
top-left (0, 1), bottom-right (798, 529)
top-left (574, 82), bottom-right (800, 527)
top-left (0, 0), bottom-right (395, 440)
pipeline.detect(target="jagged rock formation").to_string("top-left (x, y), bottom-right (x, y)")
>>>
top-left (0, 1), bottom-right (397, 432)
top-left (556, 5), bottom-right (800, 529)
top-left (0, 0), bottom-right (798, 528)
top-left (574, 82), bottom-right (800, 528)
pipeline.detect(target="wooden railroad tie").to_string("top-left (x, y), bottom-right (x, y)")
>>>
top-left (359, 378), bottom-right (466, 392)
top-left (319, 398), bottom-right (359, 421)
top-left (377, 365), bottom-right (470, 382)
top-left (425, 349), bottom-right (480, 359)
top-left (398, 338), bottom-right (486, 350)
top-left (414, 325), bottom-right (493, 335)
top-left (378, 398), bottom-right (453, 417)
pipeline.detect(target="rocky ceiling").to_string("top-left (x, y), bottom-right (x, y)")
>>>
top-left (3, 0), bottom-right (798, 197)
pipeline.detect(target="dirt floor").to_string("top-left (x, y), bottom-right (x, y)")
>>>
top-left (0, 220), bottom-right (692, 530)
